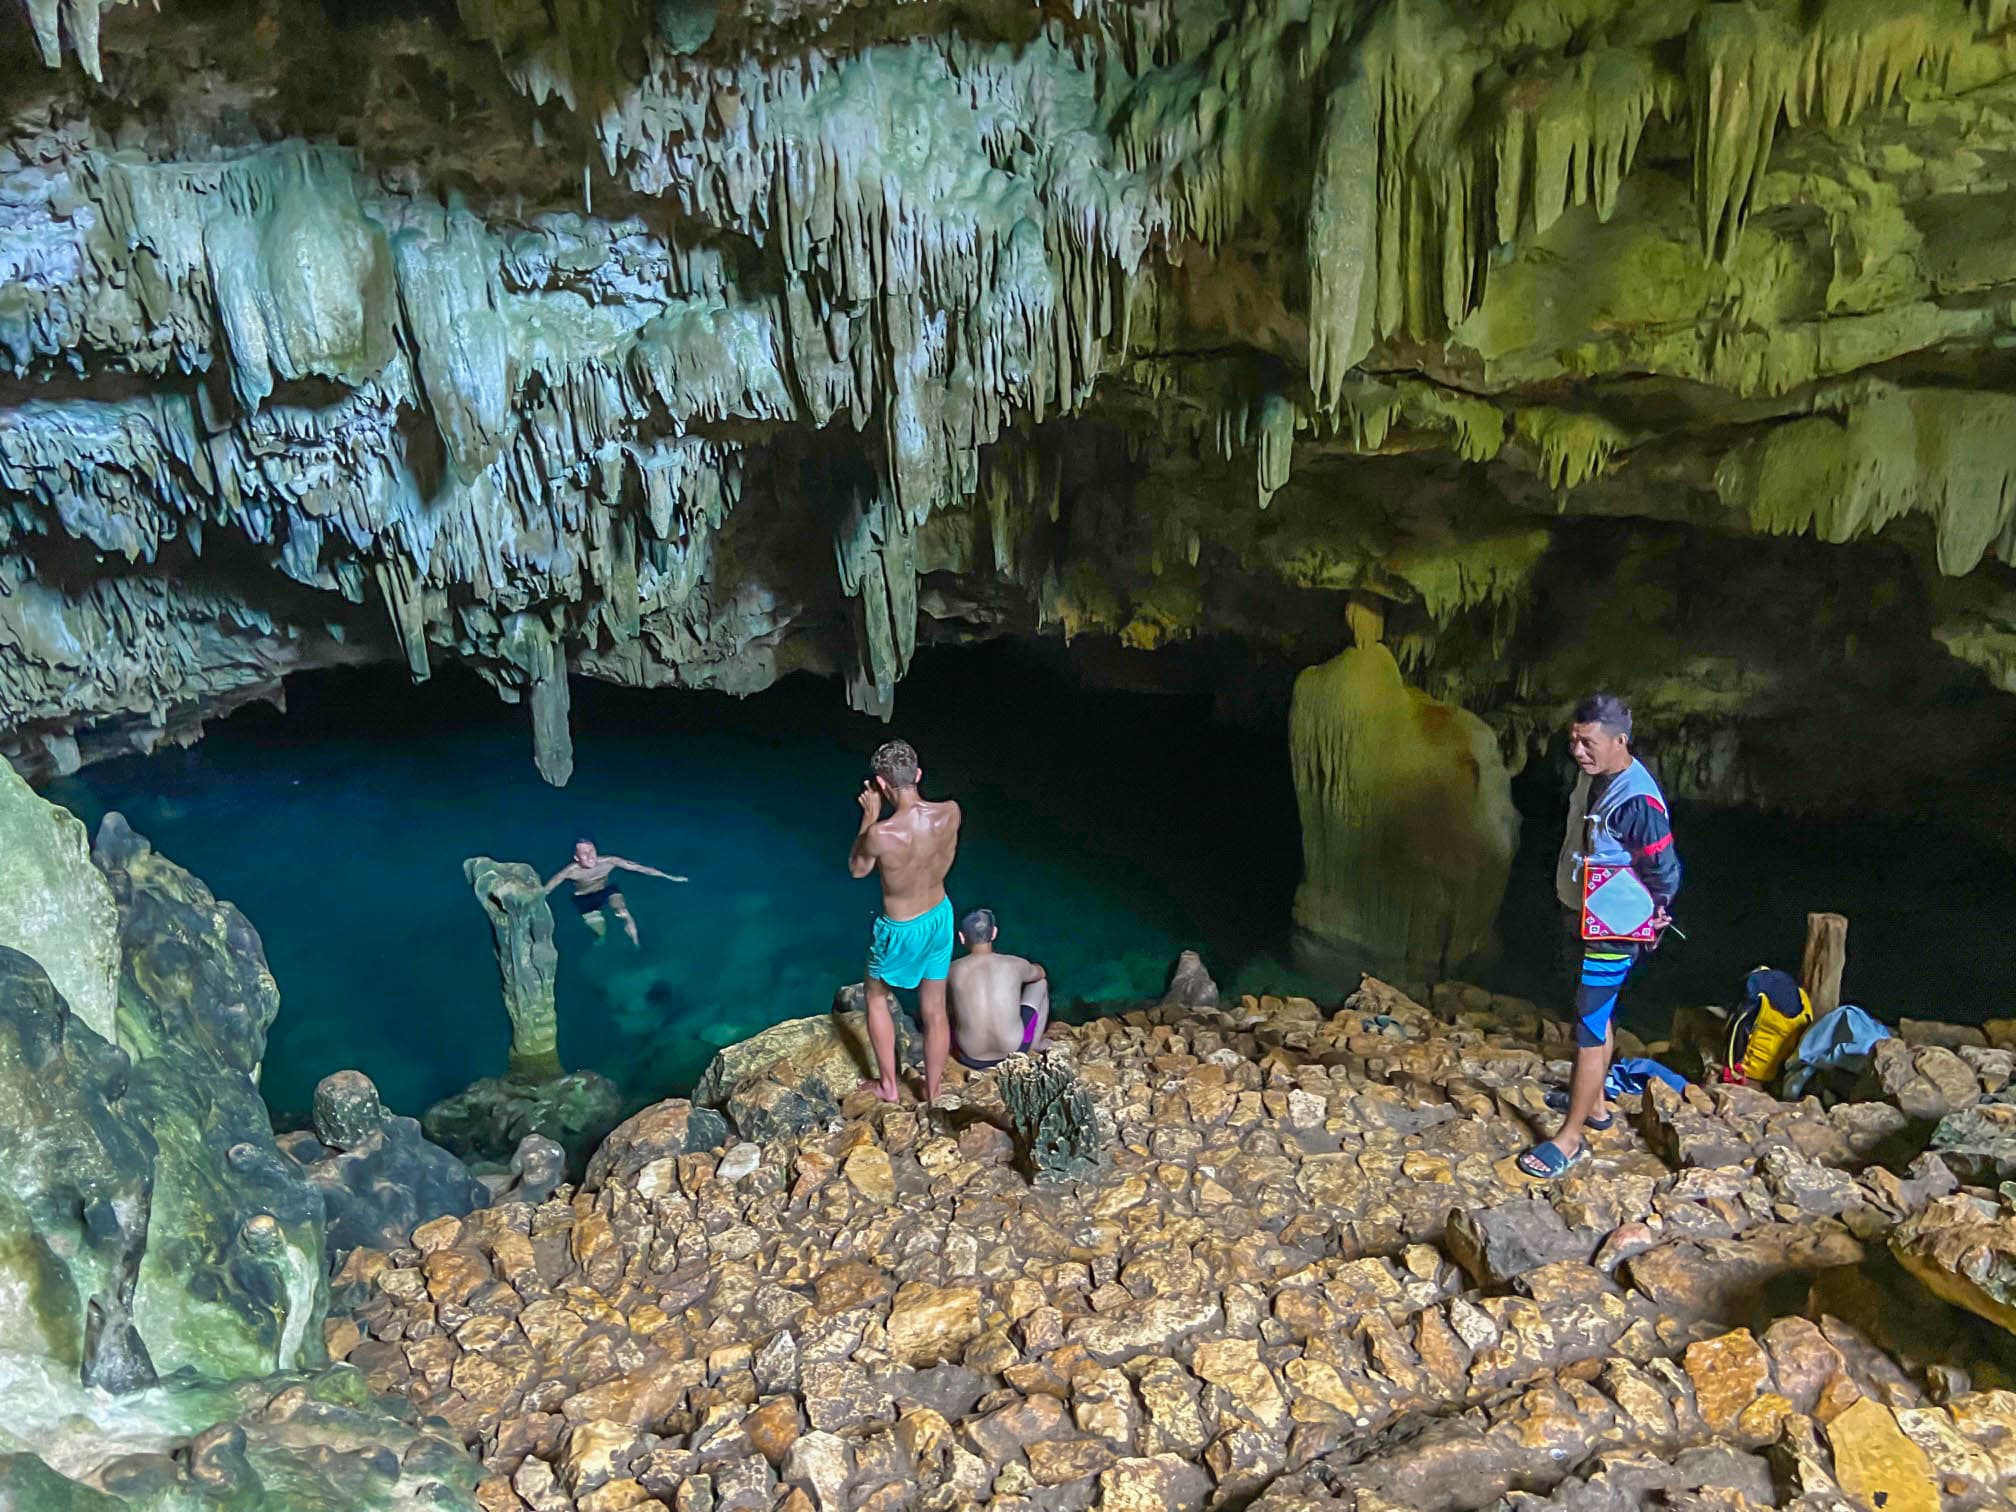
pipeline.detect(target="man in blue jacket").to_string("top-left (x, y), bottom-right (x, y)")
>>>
top-left (1521, 693), bottom-right (1680, 1180)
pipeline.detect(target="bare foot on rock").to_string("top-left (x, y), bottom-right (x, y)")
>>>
top-left (858, 1076), bottom-right (903, 1103)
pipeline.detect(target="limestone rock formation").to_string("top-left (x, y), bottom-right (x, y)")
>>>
top-left (1290, 642), bottom-right (1518, 970)
top-left (422, 1068), bottom-right (625, 1178)
top-left (0, 1361), bottom-right (482, 1511)
top-left (278, 1069), bottom-right (493, 1260)
top-left (420, 857), bottom-right (622, 1172)
top-left (0, 758), bottom-right (119, 1042)
top-left (0, 944), bottom-right (156, 1392)
top-left (92, 813), bottom-right (330, 1380)
top-left (694, 985), bottom-right (919, 1140)
top-left (5, 0), bottom-right (2016, 840)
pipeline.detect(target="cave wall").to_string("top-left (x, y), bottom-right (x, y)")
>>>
top-left (4, 0), bottom-right (2016, 811)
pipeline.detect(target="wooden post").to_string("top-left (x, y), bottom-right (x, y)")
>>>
top-left (1801, 912), bottom-right (1848, 1017)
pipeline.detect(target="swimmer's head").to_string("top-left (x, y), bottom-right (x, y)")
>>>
top-left (958, 907), bottom-right (998, 946)
top-left (870, 739), bottom-right (921, 794)
top-left (573, 838), bottom-right (599, 865)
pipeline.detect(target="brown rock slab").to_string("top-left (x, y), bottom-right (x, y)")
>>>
top-left (1827, 1396), bottom-right (1940, 1512)
top-left (1683, 1329), bottom-right (1772, 1434)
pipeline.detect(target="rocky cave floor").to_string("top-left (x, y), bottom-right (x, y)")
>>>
top-left (327, 972), bottom-right (2016, 1512)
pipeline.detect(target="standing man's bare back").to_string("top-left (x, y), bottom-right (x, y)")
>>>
top-left (847, 739), bottom-right (961, 1102)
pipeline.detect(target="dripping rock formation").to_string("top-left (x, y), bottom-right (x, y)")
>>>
top-left (5, 0), bottom-right (2016, 846)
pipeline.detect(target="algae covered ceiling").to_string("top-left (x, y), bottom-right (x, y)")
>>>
top-left (5, 0), bottom-right (2016, 800)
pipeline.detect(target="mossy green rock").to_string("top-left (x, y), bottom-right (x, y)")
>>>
top-left (0, 760), bottom-right (120, 1045)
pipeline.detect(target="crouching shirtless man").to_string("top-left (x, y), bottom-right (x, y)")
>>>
top-left (848, 739), bottom-right (961, 1103)
top-left (947, 908), bottom-right (1050, 1071)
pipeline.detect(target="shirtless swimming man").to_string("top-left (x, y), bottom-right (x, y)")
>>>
top-left (947, 909), bottom-right (1050, 1071)
top-left (542, 839), bottom-right (686, 947)
top-left (847, 739), bottom-right (961, 1103)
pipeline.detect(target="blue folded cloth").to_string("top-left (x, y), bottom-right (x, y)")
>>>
top-left (1606, 1056), bottom-right (1687, 1098)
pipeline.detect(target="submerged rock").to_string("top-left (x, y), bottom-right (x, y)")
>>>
top-left (422, 1067), bottom-right (624, 1178)
top-left (693, 986), bottom-right (918, 1140)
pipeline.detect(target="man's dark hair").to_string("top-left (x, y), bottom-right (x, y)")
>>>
top-left (871, 739), bottom-right (921, 789)
top-left (959, 908), bottom-right (998, 943)
top-left (1572, 693), bottom-right (1632, 738)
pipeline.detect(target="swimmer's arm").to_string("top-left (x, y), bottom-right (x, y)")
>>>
top-left (611, 857), bottom-right (687, 882)
top-left (1021, 959), bottom-right (1047, 984)
top-left (539, 864), bottom-right (581, 895)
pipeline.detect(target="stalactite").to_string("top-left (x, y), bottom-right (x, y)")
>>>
top-left (1716, 386), bottom-right (2016, 575)
top-left (1514, 406), bottom-right (1630, 493)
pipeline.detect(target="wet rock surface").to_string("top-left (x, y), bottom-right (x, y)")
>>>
top-left (280, 1069), bottom-right (495, 1260)
top-left (694, 989), bottom-right (918, 1142)
top-left (332, 976), bottom-right (2016, 1512)
top-left (0, 781), bottom-right (490, 1508)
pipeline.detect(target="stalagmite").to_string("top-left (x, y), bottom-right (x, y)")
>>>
top-left (1289, 630), bottom-right (1518, 974)
top-left (463, 857), bottom-right (562, 1081)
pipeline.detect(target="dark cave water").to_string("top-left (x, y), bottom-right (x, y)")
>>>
top-left (48, 641), bottom-right (2016, 1122)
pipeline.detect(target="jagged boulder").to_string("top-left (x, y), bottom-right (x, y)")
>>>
top-left (583, 1099), bottom-right (731, 1190)
top-left (278, 1071), bottom-right (491, 1260)
top-left (0, 759), bottom-right (119, 1044)
top-left (1000, 1055), bottom-right (1110, 1184)
top-left (1892, 1192), bottom-right (2016, 1334)
top-left (1863, 1037), bottom-right (1983, 1123)
top-left (1929, 1098), bottom-right (2016, 1186)
top-left (1160, 950), bottom-right (1220, 1011)
top-left (693, 985), bottom-right (919, 1141)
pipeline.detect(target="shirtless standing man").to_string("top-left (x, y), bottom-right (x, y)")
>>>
top-left (848, 739), bottom-right (961, 1103)
top-left (542, 839), bottom-right (687, 947)
top-left (946, 909), bottom-right (1051, 1071)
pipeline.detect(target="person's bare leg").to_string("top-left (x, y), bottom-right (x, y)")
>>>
top-left (611, 896), bottom-right (639, 947)
top-left (917, 978), bottom-right (950, 1103)
top-left (1022, 977), bottom-right (1052, 1051)
top-left (861, 973), bottom-right (903, 1102)
top-left (1553, 1030), bottom-right (1612, 1159)
top-left (583, 910), bottom-right (608, 941)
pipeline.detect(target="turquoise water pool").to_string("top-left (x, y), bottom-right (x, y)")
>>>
top-left (50, 644), bottom-right (1324, 1120)
top-left (48, 639), bottom-right (2016, 1122)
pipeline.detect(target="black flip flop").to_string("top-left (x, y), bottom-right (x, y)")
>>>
top-left (1542, 1086), bottom-right (1614, 1130)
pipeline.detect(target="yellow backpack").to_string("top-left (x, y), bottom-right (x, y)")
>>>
top-left (1734, 967), bottom-right (1814, 1084)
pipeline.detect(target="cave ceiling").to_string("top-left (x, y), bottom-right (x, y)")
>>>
top-left (5, 0), bottom-right (2016, 802)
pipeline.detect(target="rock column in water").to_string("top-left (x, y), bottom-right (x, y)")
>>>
top-left (463, 856), bottom-right (561, 1081)
top-left (1290, 605), bottom-right (1518, 973)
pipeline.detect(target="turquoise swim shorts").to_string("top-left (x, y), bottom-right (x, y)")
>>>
top-left (866, 897), bottom-right (955, 990)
